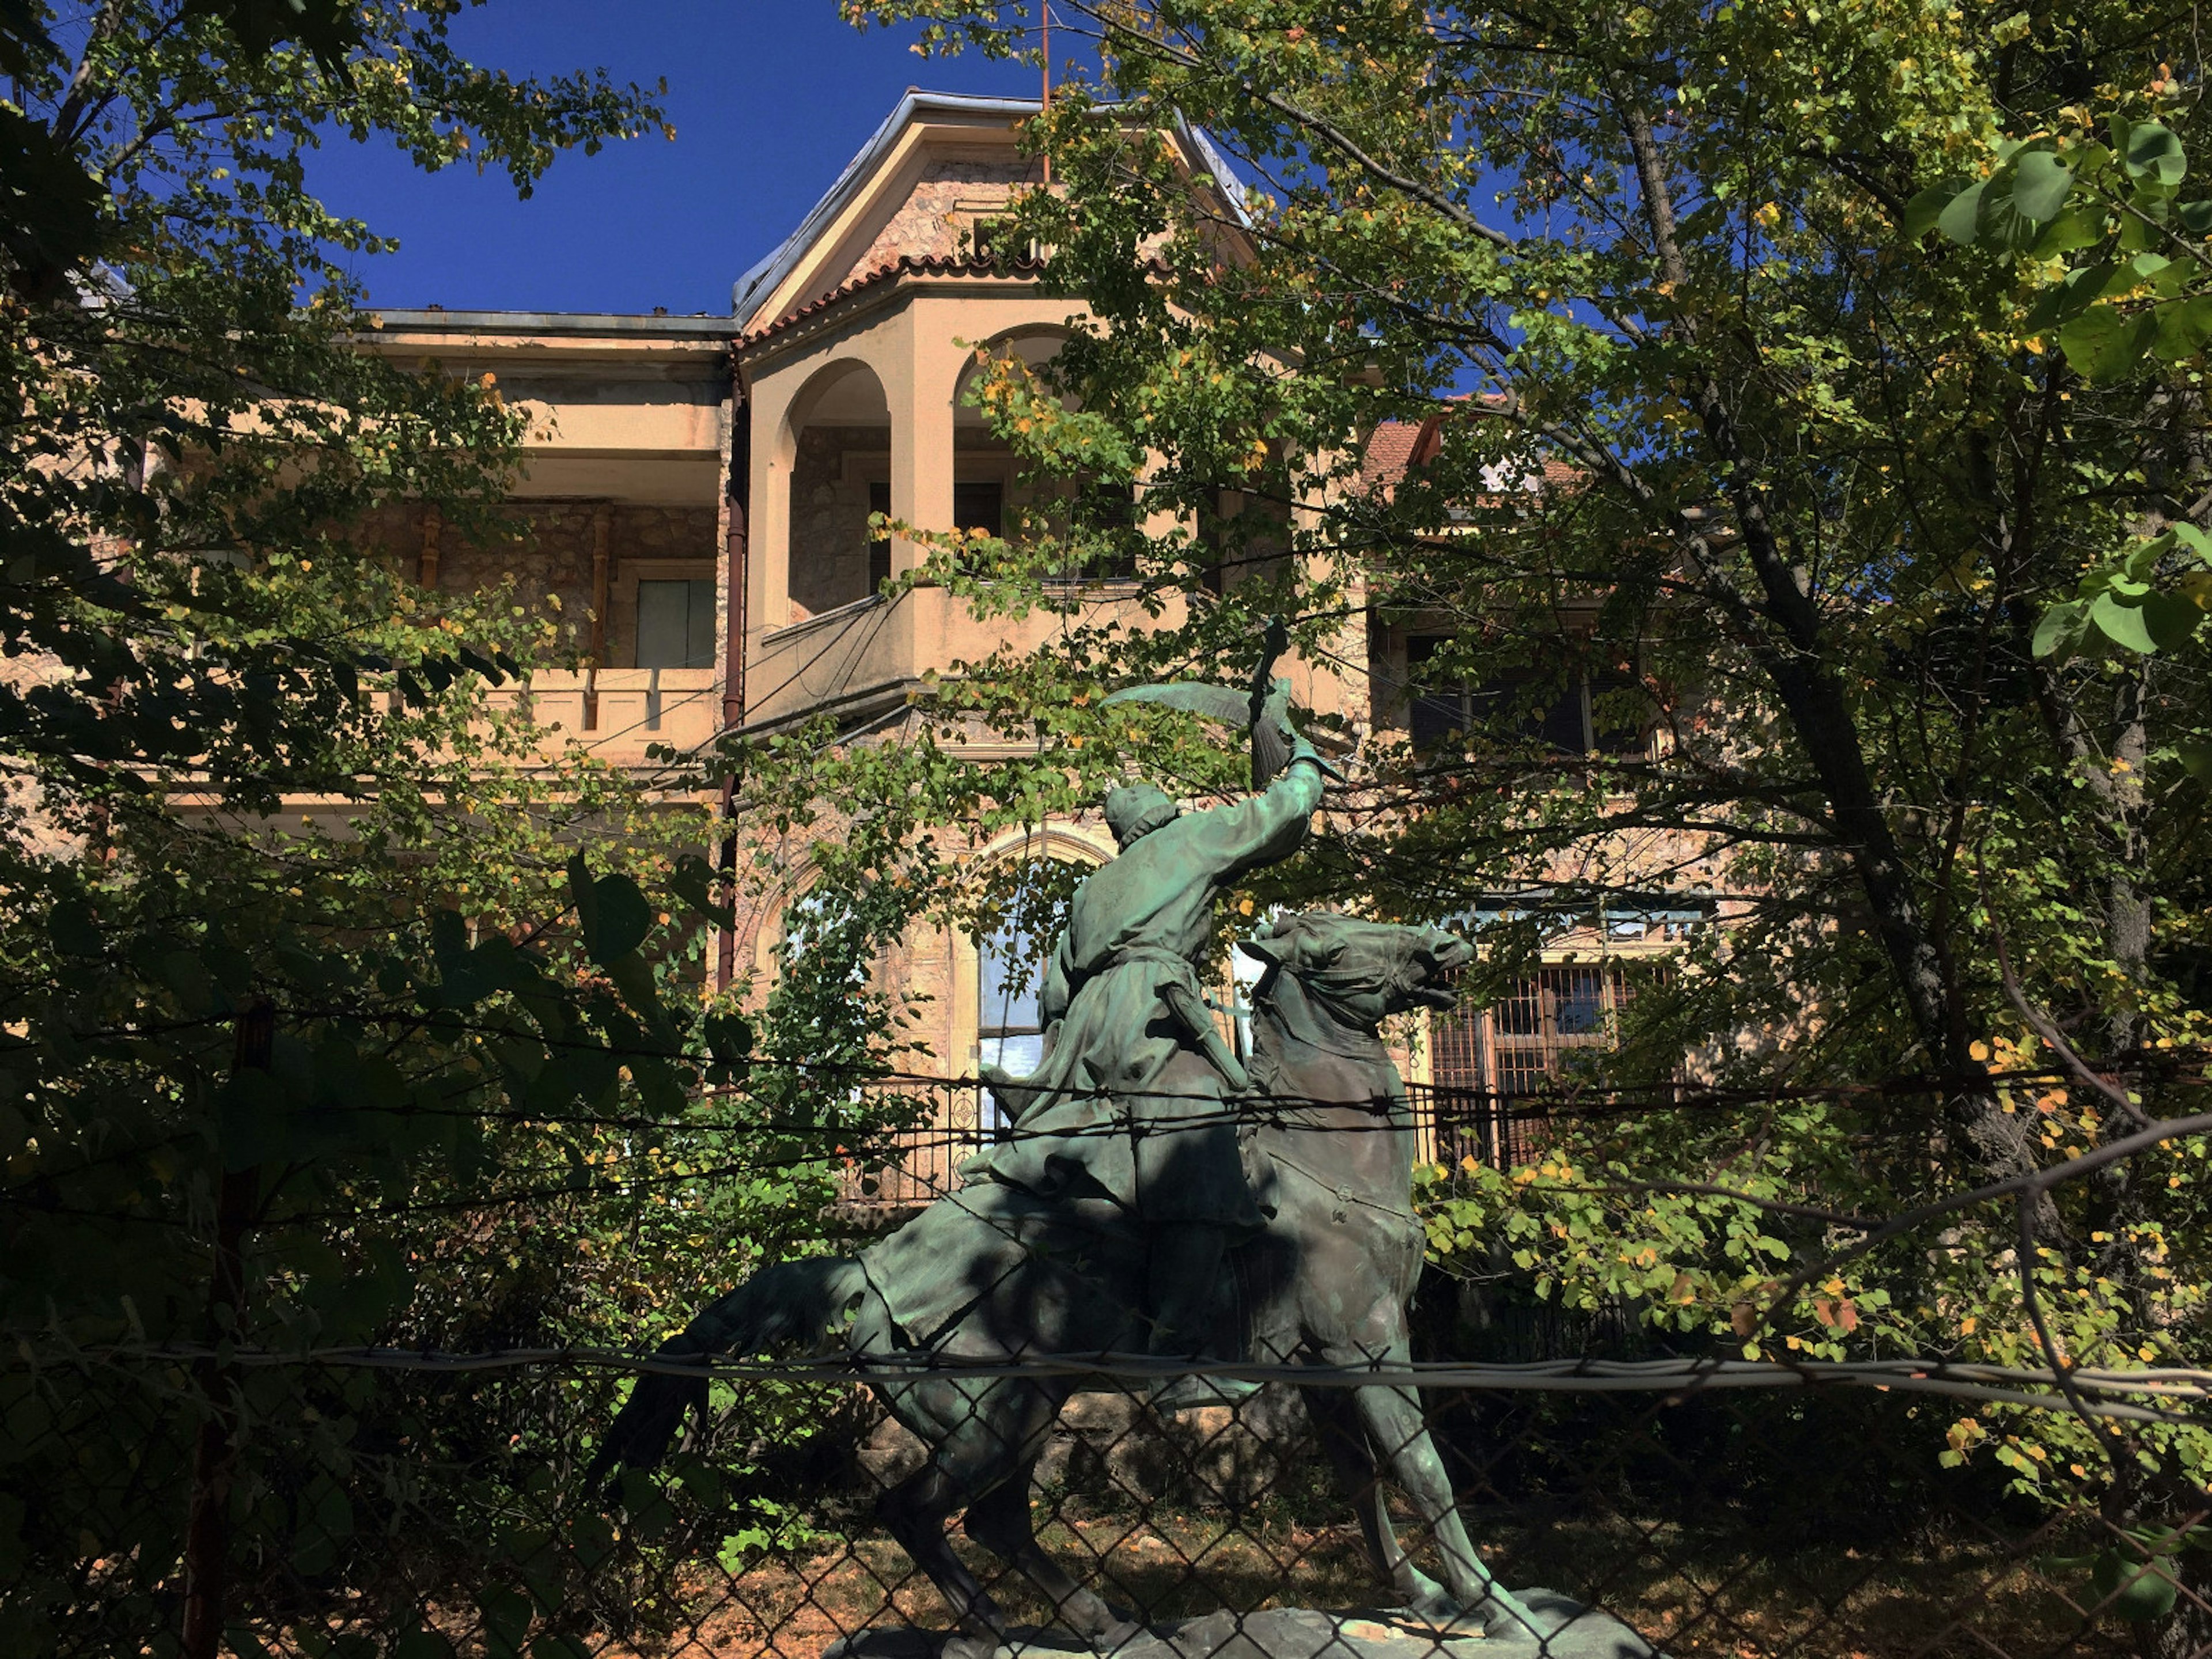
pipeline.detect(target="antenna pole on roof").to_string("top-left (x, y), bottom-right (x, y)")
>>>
top-left (1039, 3), bottom-right (1052, 185)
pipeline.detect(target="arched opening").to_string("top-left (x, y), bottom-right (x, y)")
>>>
top-left (956, 328), bottom-right (1138, 583)
top-left (964, 827), bottom-right (1110, 1133)
top-left (785, 358), bottom-right (893, 622)
top-left (953, 328), bottom-right (1059, 555)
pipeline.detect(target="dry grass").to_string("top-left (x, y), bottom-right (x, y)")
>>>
top-left (591, 1497), bottom-right (2128, 1659)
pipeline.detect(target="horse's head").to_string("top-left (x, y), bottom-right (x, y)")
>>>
top-left (1241, 912), bottom-right (1473, 1039)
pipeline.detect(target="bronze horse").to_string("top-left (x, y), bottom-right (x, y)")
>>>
top-left (591, 912), bottom-right (1539, 1650)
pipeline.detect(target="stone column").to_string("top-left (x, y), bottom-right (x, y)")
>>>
top-left (889, 302), bottom-right (955, 577)
top-left (416, 503), bottom-right (441, 590)
top-left (584, 503), bottom-right (611, 730)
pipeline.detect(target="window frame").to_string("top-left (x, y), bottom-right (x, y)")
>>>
top-left (1402, 634), bottom-right (1652, 762)
top-left (618, 559), bottom-right (720, 670)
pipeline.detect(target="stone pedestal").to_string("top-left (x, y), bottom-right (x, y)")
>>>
top-left (826, 1590), bottom-right (1657, 1659)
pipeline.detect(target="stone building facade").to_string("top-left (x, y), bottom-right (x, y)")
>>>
top-left (352, 91), bottom-right (1692, 1204)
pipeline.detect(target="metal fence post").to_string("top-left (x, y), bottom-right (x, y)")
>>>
top-left (181, 997), bottom-right (273, 1659)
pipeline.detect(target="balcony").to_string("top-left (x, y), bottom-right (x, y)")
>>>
top-left (746, 585), bottom-right (1172, 730)
top-left (482, 667), bottom-right (722, 766)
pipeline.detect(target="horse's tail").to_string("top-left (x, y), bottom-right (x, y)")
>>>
top-left (586, 1256), bottom-right (869, 1494)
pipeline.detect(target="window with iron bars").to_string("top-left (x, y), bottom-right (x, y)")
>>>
top-left (1404, 636), bottom-right (1649, 760)
top-left (1426, 964), bottom-right (1641, 1166)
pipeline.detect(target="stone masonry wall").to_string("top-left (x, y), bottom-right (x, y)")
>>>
top-left (842, 157), bottom-right (1041, 284)
top-left (789, 425), bottom-right (887, 620)
top-left (346, 501), bottom-right (719, 664)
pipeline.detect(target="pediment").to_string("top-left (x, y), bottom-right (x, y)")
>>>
top-left (733, 90), bottom-right (1248, 339)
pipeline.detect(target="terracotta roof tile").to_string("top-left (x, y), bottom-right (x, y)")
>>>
top-left (1361, 397), bottom-right (1584, 499)
top-left (738, 253), bottom-right (1046, 347)
top-left (1361, 421), bottom-right (1423, 494)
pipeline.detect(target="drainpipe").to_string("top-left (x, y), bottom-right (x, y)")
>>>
top-left (716, 362), bottom-right (751, 994)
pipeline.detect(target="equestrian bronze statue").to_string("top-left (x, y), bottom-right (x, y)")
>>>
top-left (590, 679), bottom-right (1546, 1652)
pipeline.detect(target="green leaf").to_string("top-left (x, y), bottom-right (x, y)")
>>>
top-left (425, 910), bottom-right (496, 1009)
top-left (2169, 522), bottom-right (2212, 562)
top-left (2058, 303), bottom-right (2157, 382)
top-left (2029, 204), bottom-right (2108, 256)
top-left (1937, 180), bottom-right (1988, 244)
top-left (2011, 150), bottom-right (2073, 222)
top-left (180, 0), bottom-right (366, 74)
top-left (2090, 591), bottom-right (2160, 652)
top-left (2122, 533), bottom-right (2173, 582)
top-left (2142, 591), bottom-right (2203, 650)
top-left (156, 949), bottom-right (218, 1014)
top-left (0, 106), bottom-right (107, 302)
top-left (2123, 121), bottom-right (2187, 187)
top-left (586, 874), bottom-right (654, 965)
top-left (2134, 251), bottom-right (2193, 298)
top-left (2031, 599), bottom-right (2088, 658)
top-left (2119, 210), bottom-right (2157, 254)
top-left (2154, 295), bottom-right (2212, 360)
top-left (1904, 180), bottom-right (1965, 238)
top-left (2179, 199), bottom-right (2212, 234)
top-left (705, 1012), bottom-right (753, 1062)
top-left (2093, 1550), bottom-right (2181, 1622)
top-left (2025, 261), bottom-right (2124, 334)
top-left (47, 895), bottom-right (101, 959)
top-left (669, 851), bottom-right (729, 923)
top-left (605, 949), bottom-right (661, 1018)
top-left (568, 855), bottom-right (654, 965)
top-left (2179, 738), bottom-right (2212, 783)
top-left (476, 1585), bottom-right (533, 1657)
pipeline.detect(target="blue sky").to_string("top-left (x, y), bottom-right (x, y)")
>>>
top-left (313, 3), bottom-right (1044, 315)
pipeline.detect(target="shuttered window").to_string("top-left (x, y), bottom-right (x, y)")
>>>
top-left (636, 578), bottom-right (715, 669)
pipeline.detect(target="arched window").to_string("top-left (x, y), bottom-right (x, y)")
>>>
top-left (977, 921), bottom-right (1048, 1134)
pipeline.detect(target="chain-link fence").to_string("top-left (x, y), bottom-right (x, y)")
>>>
top-left (6, 1342), bottom-right (2205, 1659)
top-left (831, 1084), bottom-right (1607, 1215)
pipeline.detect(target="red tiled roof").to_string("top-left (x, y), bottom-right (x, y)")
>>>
top-left (738, 253), bottom-right (1047, 347)
top-left (1360, 396), bottom-right (1582, 497)
top-left (1361, 421), bottom-right (1424, 494)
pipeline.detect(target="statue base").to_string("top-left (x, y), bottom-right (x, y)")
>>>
top-left (826, 1590), bottom-right (1657, 1659)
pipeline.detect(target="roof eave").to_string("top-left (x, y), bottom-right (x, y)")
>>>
top-left (732, 89), bottom-right (1048, 331)
top-left (361, 309), bottom-right (735, 341)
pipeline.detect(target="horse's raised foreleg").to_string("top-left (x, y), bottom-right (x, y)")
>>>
top-left (1346, 1368), bottom-right (1542, 1639)
top-left (1302, 1384), bottom-right (1449, 1616)
top-left (963, 1472), bottom-right (1146, 1650)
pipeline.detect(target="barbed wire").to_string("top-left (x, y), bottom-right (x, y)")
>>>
top-left (14, 998), bottom-right (2204, 1115)
top-left (9, 1071), bottom-right (2210, 1233)
top-left (22, 1341), bottom-right (2212, 1426)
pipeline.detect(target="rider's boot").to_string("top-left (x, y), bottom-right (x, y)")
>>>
top-left (1142, 1222), bottom-right (1259, 1413)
